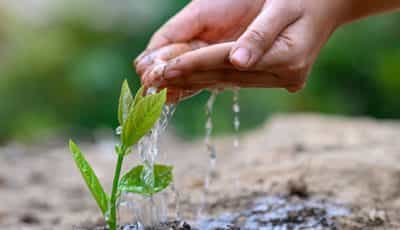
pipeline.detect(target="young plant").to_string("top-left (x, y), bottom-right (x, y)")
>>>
top-left (69, 80), bottom-right (173, 230)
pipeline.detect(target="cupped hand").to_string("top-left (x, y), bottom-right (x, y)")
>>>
top-left (143, 42), bottom-right (300, 93)
top-left (143, 0), bottom-right (343, 95)
top-left (137, 0), bottom-right (400, 102)
top-left (136, 41), bottom-right (210, 103)
top-left (135, 0), bottom-right (265, 70)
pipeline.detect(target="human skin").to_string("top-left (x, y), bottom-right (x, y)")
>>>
top-left (136, 0), bottom-right (400, 102)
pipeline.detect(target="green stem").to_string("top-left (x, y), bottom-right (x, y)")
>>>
top-left (108, 148), bottom-right (125, 230)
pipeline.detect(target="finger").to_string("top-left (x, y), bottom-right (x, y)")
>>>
top-left (141, 62), bottom-right (166, 88)
top-left (159, 70), bottom-right (289, 90)
top-left (230, 1), bottom-right (299, 69)
top-left (166, 88), bottom-right (201, 104)
top-left (136, 41), bottom-right (208, 76)
top-left (146, 3), bottom-right (203, 50)
top-left (153, 42), bottom-right (235, 85)
top-left (252, 33), bottom-right (296, 71)
top-left (135, 43), bottom-right (192, 76)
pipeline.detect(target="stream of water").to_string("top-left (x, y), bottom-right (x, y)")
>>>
top-left (232, 88), bottom-right (240, 149)
top-left (231, 88), bottom-right (241, 190)
top-left (117, 88), bottom-right (176, 228)
top-left (197, 90), bottom-right (218, 218)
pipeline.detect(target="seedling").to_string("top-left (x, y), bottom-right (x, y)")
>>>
top-left (69, 80), bottom-right (172, 230)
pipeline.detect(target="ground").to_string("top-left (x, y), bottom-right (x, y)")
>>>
top-left (1, 114), bottom-right (400, 229)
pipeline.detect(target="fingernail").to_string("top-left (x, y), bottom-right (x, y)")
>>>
top-left (165, 70), bottom-right (182, 79)
top-left (138, 55), bottom-right (153, 68)
top-left (135, 50), bottom-right (148, 65)
top-left (231, 48), bottom-right (251, 67)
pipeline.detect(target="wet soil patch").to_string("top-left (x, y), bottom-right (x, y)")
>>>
top-left (76, 220), bottom-right (195, 230)
top-left (77, 195), bottom-right (350, 230)
top-left (196, 196), bottom-right (350, 229)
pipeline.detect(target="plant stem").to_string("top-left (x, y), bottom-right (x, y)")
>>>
top-left (108, 148), bottom-right (125, 230)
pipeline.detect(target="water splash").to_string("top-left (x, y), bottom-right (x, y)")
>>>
top-left (117, 192), bottom-right (167, 228)
top-left (198, 90), bottom-right (218, 218)
top-left (138, 103), bottom-right (176, 192)
top-left (117, 87), bottom-right (176, 227)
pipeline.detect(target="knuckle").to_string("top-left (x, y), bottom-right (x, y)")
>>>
top-left (246, 29), bottom-right (270, 47)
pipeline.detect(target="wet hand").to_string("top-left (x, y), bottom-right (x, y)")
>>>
top-left (136, 42), bottom-right (208, 103)
top-left (139, 0), bottom-right (342, 96)
top-left (137, 0), bottom-right (400, 102)
top-left (135, 0), bottom-right (265, 68)
top-left (143, 0), bottom-right (342, 93)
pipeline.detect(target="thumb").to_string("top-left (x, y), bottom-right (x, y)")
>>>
top-left (230, 2), bottom-right (297, 69)
top-left (146, 3), bottom-right (202, 50)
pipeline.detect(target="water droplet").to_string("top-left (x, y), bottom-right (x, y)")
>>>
top-left (232, 104), bottom-right (240, 113)
top-left (146, 87), bottom-right (157, 95)
top-left (232, 88), bottom-right (240, 148)
top-left (115, 126), bottom-right (122, 136)
top-left (231, 88), bottom-right (241, 188)
top-left (233, 139), bottom-right (239, 148)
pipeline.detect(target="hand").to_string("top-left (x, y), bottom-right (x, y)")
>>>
top-left (137, 42), bottom-right (208, 103)
top-left (144, 0), bottom-right (343, 94)
top-left (135, 0), bottom-right (265, 71)
top-left (137, 0), bottom-right (400, 102)
top-left (143, 42), bottom-right (302, 92)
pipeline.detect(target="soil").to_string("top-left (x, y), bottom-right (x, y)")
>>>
top-left (1, 114), bottom-right (400, 229)
top-left (76, 220), bottom-right (194, 230)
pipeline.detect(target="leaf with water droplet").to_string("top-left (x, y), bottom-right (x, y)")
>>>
top-left (118, 80), bottom-right (134, 125)
top-left (121, 89), bottom-right (167, 148)
top-left (69, 140), bottom-right (109, 215)
top-left (118, 164), bottom-right (173, 196)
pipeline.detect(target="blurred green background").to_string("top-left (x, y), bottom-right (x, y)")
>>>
top-left (0, 0), bottom-right (399, 143)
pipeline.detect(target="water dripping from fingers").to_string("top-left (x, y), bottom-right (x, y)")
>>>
top-left (232, 87), bottom-right (241, 190)
top-left (198, 90), bottom-right (218, 218)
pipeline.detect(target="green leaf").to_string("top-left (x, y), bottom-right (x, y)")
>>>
top-left (69, 140), bottom-right (109, 215)
top-left (118, 164), bottom-right (173, 196)
top-left (132, 86), bottom-right (145, 108)
top-left (121, 89), bottom-right (167, 147)
top-left (118, 80), bottom-right (133, 125)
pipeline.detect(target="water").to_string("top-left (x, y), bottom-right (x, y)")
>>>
top-left (138, 103), bottom-right (175, 192)
top-left (117, 192), bottom-right (168, 228)
top-left (117, 87), bottom-right (176, 227)
top-left (232, 88), bottom-right (240, 149)
top-left (205, 90), bottom-right (218, 183)
top-left (231, 88), bottom-right (241, 190)
top-left (198, 90), bottom-right (218, 218)
top-left (170, 183), bottom-right (182, 220)
top-left (195, 196), bottom-right (350, 230)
